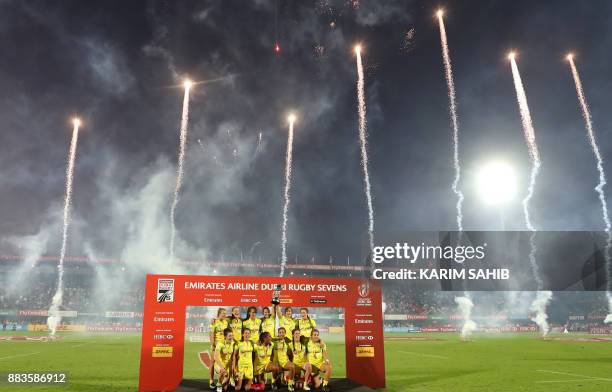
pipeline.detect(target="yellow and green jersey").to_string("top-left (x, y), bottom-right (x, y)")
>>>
top-left (243, 318), bottom-right (262, 343)
top-left (273, 339), bottom-right (290, 366)
top-left (235, 341), bottom-right (254, 368)
top-left (307, 340), bottom-right (327, 367)
top-left (297, 317), bottom-right (316, 338)
top-left (290, 339), bottom-right (307, 366)
top-left (229, 317), bottom-right (243, 341)
top-left (210, 318), bottom-right (229, 344)
top-left (254, 343), bottom-right (273, 368)
top-left (215, 340), bottom-right (235, 366)
top-left (279, 315), bottom-right (296, 333)
top-left (261, 317), bottom-right (275, 337)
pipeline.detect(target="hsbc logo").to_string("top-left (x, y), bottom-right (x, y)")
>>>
top-left (356, 335), bottom-right (374, 341)
top-left (153, 334), bottom-right (174, 340)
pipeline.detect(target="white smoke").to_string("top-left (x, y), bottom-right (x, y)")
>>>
top-left (46, 290), bottom-right (62, 336)
top-left (455, 295), bottom-right (477, 339)
top-left (4, 225), bottom-right (51, 292)
top-left (605, 293), bottom-right (612, 324)
top-left (529, 290), bottom-right (553, 336)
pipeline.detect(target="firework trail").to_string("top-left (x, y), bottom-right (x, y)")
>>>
top-left (510, 55), bottom-right (540, 234)
top-left (355, 45), bottom-right (375, 256)
top-left (169, 80), bottom-right (192, 262)
top-left (567, 55), bottom-right (612, 322)
top-left (47, 118), bottom-right (81, 336)
top-left (509, 53), bottom-right (551, 336)
top-left (437, 10), bottom-right (475, 338)
top-left (437, 10), bottom-right (464, 232)
top-left (280, 115), bottom-right (295, 277)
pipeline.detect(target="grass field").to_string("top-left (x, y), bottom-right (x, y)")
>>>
top-left (1, 331), bottom-right (611, 391)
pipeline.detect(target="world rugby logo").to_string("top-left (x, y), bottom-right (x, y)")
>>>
top-left (357, 281), bottom-right (372, 306)
top-left (157, 279), bottom-right (174, 303)
top-left (358, 282), bottom-right (370, 298)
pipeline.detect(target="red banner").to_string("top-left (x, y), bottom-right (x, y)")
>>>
top-left (138, 275), bottom-right (385, 391)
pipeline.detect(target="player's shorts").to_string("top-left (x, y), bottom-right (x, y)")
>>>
top-left (310, 362), bottom-right (325, 376)
top-left (254, 361), bottom-right (270, 376)
top-left (277, 357), bottom-right (290, 369)
top-left (238, 364), bottom-right (253, 380)
top-left (293, 359), bottom-right (306, 370)
top-left (214, 362), bottom-right (230, 375)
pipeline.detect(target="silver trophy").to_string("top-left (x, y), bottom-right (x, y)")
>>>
top-left (271, 284), bottom-right (282, 305)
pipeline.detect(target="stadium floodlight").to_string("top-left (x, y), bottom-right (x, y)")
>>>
top-left (476, 160), bottom-right (517, 205)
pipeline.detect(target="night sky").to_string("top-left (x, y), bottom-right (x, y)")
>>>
top-left (1, 0), bottom-right (612, 268)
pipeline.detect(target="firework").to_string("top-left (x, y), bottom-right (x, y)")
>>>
top-left (567, 54), bottom-right (612, 321)
top-left (355, 44), bottom-right (375, 256)
top-left (509, 53), bottom-right (551, 336)
top-left (437, 9), bottom-right (464, 232)
top-left (169, 79), bottom-right (192, 262)
top-left (437, 10), bottom-right (475, 338)
top-left (47, 118), bottom-right (81, 336)
top-left (279, 114), bottom-right (296, 277)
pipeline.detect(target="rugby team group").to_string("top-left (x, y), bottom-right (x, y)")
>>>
top-left (208, 305), bottom-right (333, 392)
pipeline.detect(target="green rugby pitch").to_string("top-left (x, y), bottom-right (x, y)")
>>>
top-left (1, 332), bottom-right (611, 391)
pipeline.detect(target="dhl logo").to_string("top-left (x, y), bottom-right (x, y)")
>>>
top-left (152, 346), bottom-right (173, 358)
top-left (355, 346), bottom-right (375, 357)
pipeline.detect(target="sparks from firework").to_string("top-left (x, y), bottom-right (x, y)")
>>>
top-left (437, 9), bottom-right (474, 338)
top-left (437, 9), bottom-right (464, 232)
top-left (509, 53), bottom-right (540, 234)
top-left (47, 118), bottom-right (81, 336)
top-left (169, 79), bottom-right (192, 262)
top-left (509, 53), bottom-right (551, 336)
top-left (280, 114), bottom-right (296, 277)
top-left (401, 28), bottom-right (416, 53)
top-left (567, 54), bottom-right (612, 321)
top-left (355, 44), bottom-right (375, 256)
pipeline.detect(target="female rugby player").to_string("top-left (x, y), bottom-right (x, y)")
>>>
top-left (229, 307), bottom-right (243, 343)
top-left (213, 328), bottom-right (235, 392)
top-left (253, 332), bottom-right (279, 390)
top-left (274, 327), bottom-right (296, 391)
top-left (261, 307), bottom-right (275, 338)
top-left (290, 328), bottom-right (312, 391)
top-left (243, 306), bottom-right (262, 344)
top-left (234, 329), bottom-right (254, 391)
top-left (209, 308), bottom-right (229, 389)
top-left (297, 308), bottom-right (316, 341)
top-left (277, 305), bottom-right (296, 334)
top-left (307, 329), bottom-right (332, 392)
